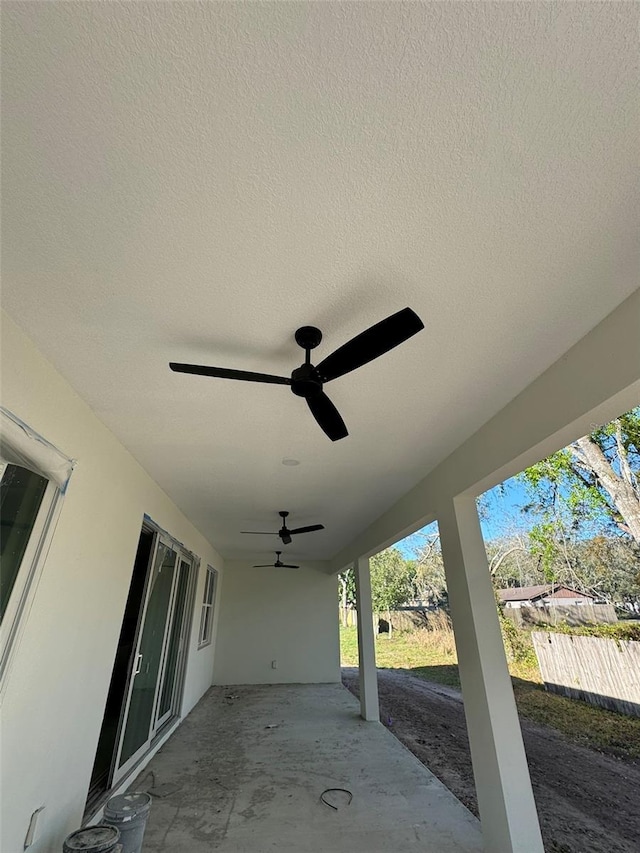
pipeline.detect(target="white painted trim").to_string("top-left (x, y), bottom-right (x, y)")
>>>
top-left (0, 406), bottom-right (75, 490)
top-left (198, 565), bottom-right (218, 649)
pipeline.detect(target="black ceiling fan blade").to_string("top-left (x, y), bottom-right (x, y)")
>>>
top-left (241, 531), bottom-right (276, 535)
top-left (170, 363), bottom-right (291, 385)
top-left (253, 564), bottom-right (275, 568)
top-left (306, 392), bottom-right (348, 441)
top-left (280, 564), bottom-right (300, 569)
top-left (288, 524), bottom-right (325, 535)
top-left (316, 307), bottom-right (424, 383)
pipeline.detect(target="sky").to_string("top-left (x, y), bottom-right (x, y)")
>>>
top-left (396, 476), bottom-right (532, 560)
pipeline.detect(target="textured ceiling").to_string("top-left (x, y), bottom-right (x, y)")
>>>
top-left (2, 2), bottom-right (638, 560)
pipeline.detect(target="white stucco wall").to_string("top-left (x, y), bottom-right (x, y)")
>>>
top-left (213, 561), bottom-right (340, 685)
top-left (0, 312), bottom-right (224, 853)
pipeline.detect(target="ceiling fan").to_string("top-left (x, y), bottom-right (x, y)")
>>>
top-left (253, 551), bottom-right (299, 569)
top-left (170, 306), bottom-right (424, 441)
top-left (242, 510), bottom-right (323, 545)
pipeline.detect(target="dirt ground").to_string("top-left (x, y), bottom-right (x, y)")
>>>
top-left (342, 668), bottom-right (640, 853)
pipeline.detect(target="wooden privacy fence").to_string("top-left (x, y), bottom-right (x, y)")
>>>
top-left (532, 632), bottom-right (640, 717)
top-left (340, 607), bottom-right (441, 632)
top-left (503, 603), bottom-right (617, 628)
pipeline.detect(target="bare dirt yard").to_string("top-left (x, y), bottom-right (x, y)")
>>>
top-left (342, 667), bottom-right (640, 853)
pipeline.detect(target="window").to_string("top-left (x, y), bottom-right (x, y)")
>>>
top-left (0, 460), bottom-right (59, 681)
top-left (0, 463), bottom-right (49, 622)
top-left (0, 408), bottom-right (73, 683)
top-left (198, 566), bottom-right (217, 648)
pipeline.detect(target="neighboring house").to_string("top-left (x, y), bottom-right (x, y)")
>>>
top-left (499, 585), bottom-right (596, 609)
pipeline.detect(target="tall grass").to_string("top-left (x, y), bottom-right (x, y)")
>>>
top-left (413, 610), bottom-right (457, 659)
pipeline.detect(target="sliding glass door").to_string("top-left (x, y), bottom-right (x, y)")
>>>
top-left (113, 536), bottom-right (193, 784)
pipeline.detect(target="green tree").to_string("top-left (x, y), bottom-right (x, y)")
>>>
top-left (338, 548), bottom-right (415, 619)
top-left (513, 408), bottom-right (640, 604)
top-left (520, 408), bottom-right (640, 546)
top-left (370, 547), bottom-right (415, 612)
top-left (573, 536), bottom-right (640, 602)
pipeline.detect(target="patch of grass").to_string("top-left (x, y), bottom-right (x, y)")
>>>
top-left (406, 663), bottom-right (461, 688)
top-left (340, 624), bottom-right (459, 685)
top-left (341, 625), bottom-right (460, 687)
top-left (340, 625), bottom-right (640, 759)
top-left (512, 677), bottom-right (640, 757)
top-left (339, 623), bottom-right (358, 663)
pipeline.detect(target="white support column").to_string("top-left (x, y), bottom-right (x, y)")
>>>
top-left (354, 557), bottom-right (379, 722)
top-left (438, 495), bottom-right (543, 853)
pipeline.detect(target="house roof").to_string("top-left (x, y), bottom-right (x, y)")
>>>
top-left (2, 3), bottom-right (638, 561)
top-left (498, 585), bottom-right (595, 602)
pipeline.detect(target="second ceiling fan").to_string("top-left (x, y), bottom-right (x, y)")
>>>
top-left (254, 551), bottom-right (299, 569)
top-left (242, 510), bottom-right (323, 545)
top-left (170, 307), bottom-right (424, 440)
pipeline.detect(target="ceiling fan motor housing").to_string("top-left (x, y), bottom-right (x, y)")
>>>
top-left (290, 364), bottom-right (322, 398)
top-left (278, 511), bottom-right (293, 544)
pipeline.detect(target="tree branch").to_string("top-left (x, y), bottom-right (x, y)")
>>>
top-left (616, 419), bottom-right (635, 488)
top-left (489, 545), bottom-right (527, 576)
top-left (574, 434), bottom-right (640, 544)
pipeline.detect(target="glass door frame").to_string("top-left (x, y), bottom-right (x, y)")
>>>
top-left (111, 528), bottom-right (196, 786)
top-left (153, 556), bottom-right (192, 732)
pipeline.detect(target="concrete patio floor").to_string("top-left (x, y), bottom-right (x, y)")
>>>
top-left (130, 683), bottom-right (483, 852)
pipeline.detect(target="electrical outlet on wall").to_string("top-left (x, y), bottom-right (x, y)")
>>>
top-left (271, 660), bottom-right (278, 669)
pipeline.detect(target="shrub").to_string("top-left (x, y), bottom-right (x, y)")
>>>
top-left (498, 608), bottom-right (537, 664)
top-left (539, 621), bottom-right (640, 642)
